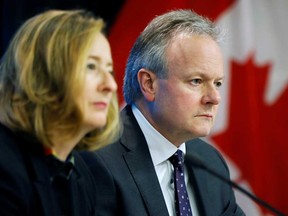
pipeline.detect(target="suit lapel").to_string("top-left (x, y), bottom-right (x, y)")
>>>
top-left (186, 141), bottom-right (213, 216)
top-left (124, 147), bottom-right (169, 216)
top-left (121, 106), bottom-right (169, 216)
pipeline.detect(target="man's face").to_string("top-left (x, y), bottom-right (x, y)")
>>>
top-left (150, 34), bottom-right (224, 146)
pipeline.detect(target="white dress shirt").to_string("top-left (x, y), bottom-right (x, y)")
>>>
top-left (132, 105), bottom-right (199, 216)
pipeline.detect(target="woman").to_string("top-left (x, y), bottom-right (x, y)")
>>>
top-left (0, 9), bottom-right (120, 215)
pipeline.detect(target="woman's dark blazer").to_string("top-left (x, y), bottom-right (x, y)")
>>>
top-left (0, 123), bottom-right (97, 216)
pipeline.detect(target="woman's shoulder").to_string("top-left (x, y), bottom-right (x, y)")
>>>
top-left (0, 124), bottom-right (38, 215)
top-left (0, 123), bottom-right (25, 167)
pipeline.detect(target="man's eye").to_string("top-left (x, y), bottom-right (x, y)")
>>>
top-left (215, 81), bottom-right (222, 88)
top-left (190, 79), bottom-right (202, 85)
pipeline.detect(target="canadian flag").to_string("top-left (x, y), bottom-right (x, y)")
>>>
top-left (109, 0), bottom-right (288, 215)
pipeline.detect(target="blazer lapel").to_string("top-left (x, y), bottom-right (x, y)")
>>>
top-left (32, 153), bottom-right (95, 216)
top-left (70, 154), bottom-right (97, 216)
top-left (30, 156), bottom-right (56, 216)
top-left (124, 148), bottom-right (169, 216)
top-left (121, 106), bottom-right (169, 216)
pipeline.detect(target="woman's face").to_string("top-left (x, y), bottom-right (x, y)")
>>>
top-left (78, 33), bottom-right (117, 132)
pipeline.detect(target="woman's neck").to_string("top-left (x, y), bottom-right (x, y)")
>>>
top-left (50, 130), bottom-right (86, 161)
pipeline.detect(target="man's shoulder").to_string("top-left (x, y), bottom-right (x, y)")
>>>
top-left (186, 138), bottom-right (218, 153)
top-left (186, 138), bottom-right (228, 169)
top-left (79, 140), bottom-right (126, 169)
top-left (97, 139), bottom-right (124, 155)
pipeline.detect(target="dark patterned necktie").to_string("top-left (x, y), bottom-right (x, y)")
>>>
top-left (169, 150), bottom-right (193, 216)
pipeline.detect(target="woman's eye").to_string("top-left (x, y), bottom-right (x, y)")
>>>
top-left (87, 63), bottom-right (97, 70)
top-left (109, 70), bottom-right (115, 77)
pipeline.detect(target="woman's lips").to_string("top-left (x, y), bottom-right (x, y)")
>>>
top-left (92, 102), bottom-right (108, 109)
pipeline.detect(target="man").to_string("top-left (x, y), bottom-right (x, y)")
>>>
top-left (82, 9), bottom-right (245, 216)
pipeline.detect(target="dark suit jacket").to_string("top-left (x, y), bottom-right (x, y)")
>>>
top-left (0, 123), bottom-right (97, 216)
top-left (81, 105), bottom-right (245, 216)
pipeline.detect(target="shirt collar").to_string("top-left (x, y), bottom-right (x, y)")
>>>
top-left (132, 104), bottom-right (186, 166)
top-left (44, 147), bottom-right (75, 181)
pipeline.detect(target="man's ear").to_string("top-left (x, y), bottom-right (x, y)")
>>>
top-left (137, 69), bottom-right (157, 102)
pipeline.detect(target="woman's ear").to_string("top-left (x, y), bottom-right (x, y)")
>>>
top-left (137, 69), bottom-right (157, 102)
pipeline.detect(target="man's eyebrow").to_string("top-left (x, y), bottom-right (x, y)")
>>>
top-left (189, 71), bottom-right (225, 80)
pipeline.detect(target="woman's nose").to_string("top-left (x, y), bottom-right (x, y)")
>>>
top-left (100, 71), bottom-right (118, 93)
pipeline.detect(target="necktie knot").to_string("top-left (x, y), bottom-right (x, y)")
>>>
top-left (169, 149), bottom-right (184, 167)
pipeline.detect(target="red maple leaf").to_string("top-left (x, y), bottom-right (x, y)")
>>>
top-left (211, 54), bottom-right (288, 215)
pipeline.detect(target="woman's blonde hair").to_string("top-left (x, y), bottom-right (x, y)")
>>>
top-left (0, 9), bottom-right (121, 151)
